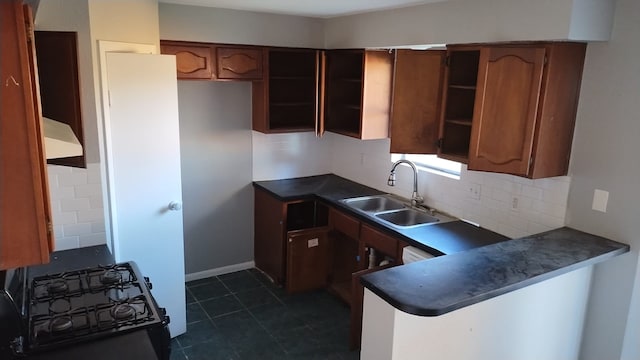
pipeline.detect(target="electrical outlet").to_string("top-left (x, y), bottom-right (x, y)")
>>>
top-left (469, 183), bottom-right (481, 200)
top-left (512, 196), bottom-right (519, 211)
top-left (592, 189), bottom-right (609, 212)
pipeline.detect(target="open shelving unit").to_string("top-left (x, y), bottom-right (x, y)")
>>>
top-left (439, 48), bottom-right (481, 163)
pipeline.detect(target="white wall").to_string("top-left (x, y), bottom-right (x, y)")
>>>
top-left (177, 81), bottom-right (254, 275)
top-left (324, 0), bottom-right (613, 49)
top-left (362, 266), bottom-right (593, 360)
top-left (565, 0), bottom-right (640, 358)
top-left (252, 132), bottom-right (331, 181)
top-left (159, 3), bottom-right (324, 48)
top-left (34, 0), bottom-right (107, 250)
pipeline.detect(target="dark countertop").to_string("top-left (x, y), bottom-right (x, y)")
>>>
top-left (27, 245), bottom-right (114, 279)
top-left (254, 174), bottom-right (630, 317)
top-left (253, 174), bottom-right (509, 256)
top-left (361, 227), bottom-right (629, 316)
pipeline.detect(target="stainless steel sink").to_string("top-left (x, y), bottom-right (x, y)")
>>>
top-left (342, 194), bottom-right (454, 228)
top-left (375, 208), bottom-right (440, 227)
top-left (342, 195), bottom-right (406, 213)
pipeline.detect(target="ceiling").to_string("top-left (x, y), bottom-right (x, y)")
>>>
top-left (159, 0), bottom-right (446, 18)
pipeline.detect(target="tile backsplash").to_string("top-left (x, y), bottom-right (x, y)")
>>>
top-left (327, 133), bottom-right (569, 239)
top-left (47, 163), bottom-right (106, 250)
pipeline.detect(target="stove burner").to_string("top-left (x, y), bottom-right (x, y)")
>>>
top-left (50, 316), bottom-right (73, 333)
top-left (49, 298), bottom-right (71, 314)
top-left (111, 304), bottom-right (136, 320)
top-left (47, 280), bottom-right (69, 294)
top-left (100, 270), bottom-right (122, 285)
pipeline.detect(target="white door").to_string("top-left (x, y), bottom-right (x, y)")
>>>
top-left (104, 52), bottom-right (186, 337)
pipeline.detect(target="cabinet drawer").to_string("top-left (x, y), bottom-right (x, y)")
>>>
top-left (361, 224), bottom-right (398, 258)
top-left (330, 208), bottom-right (360, 239)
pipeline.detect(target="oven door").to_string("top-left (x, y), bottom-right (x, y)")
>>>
top-left (1, 269), bottom-right (26, 358)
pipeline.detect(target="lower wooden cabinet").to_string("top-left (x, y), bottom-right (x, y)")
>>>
top-left (253, 193), bottom-right (404, 348)
top-left (286, 228), bottom-right (330, 293)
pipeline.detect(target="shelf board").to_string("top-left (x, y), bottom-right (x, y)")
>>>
top-left (270, 75), bottom-right (315, 80)
top-left (445, 119), bottom-right (473, 126)
top-left (448, 84), bottom-right (476, 90)
top-left (438, 151), bottom-right (469, 164)
top-left (331, 78), bottom-right (362, 83)
top-left (270, 102), bottom-right (315, 107)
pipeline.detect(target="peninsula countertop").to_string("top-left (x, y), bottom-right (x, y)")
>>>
top-left (253, 174), bottom-right (630, 317)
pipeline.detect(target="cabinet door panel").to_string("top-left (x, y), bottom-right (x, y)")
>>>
top-left (160, 43), bottom-right (213, 80)
top-left (390, 50), bottom-right (444, 154)
top-left (1, 2), bottom-right (52, 269)
top-left (330, 207), bottom-right (360, 240)
top-left (286, 228), bottom-right (330, 293)
top-left (254, 188), bottom-right (286, 284)
top-left (216, 47), bottom-right (263, 80)
top-left (469, 47), bottom-right (545, 176)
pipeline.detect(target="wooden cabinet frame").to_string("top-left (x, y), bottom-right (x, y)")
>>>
top-left (1, 2), bottom-right (52, 269)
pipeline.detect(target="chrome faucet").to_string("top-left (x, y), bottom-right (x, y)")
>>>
top-left (388, 160), bottom-right (424, 207)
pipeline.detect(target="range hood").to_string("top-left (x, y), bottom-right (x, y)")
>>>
top-left (42, 117), bottom-right (83, 159)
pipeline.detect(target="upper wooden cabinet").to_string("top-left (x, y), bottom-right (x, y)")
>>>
top-left (390, 49), bottom-right (445, 154)
top-left (324, 50), bottom-right (394, 140)
top-left (35, 31), bottom-right (85, 168)
top-left (160, 41), bottom-right (214, 80)
top-left (1, 1), bottom-right (53, 269)
top-left (160, 41), bottom-right (263, 81)
top-left (437, 46), bottom-right (481, 163)
top-left (252, 48), bottom-right (322, 133)
top-left (215, 46), bottom-right (263, 80)
top-left (254, 48), bottom-right (395, 138)
top-left (468, 43), bottom-right (586, 178)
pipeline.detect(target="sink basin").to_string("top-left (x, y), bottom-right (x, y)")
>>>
top-left (342, 195), bottom-right (406, 213)
top-left (375, 209), bottom-right (440, 227)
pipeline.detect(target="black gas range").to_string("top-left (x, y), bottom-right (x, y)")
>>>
top-left (0, 262), bottom-right (170, 359)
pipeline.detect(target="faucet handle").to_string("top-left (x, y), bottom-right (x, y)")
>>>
top-left (411, 193), bottom-right (424, 206)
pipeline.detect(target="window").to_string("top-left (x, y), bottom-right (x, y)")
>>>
top-left (391, 153), bottom-right (462, 178)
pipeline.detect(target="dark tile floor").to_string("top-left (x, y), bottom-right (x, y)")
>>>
top-left (170, 269), bottom-right (360, 360)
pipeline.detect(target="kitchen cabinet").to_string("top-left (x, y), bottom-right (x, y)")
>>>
top-left (350, 224), bottom-right (400, 349)
top-left (327, 207), bottom-right (361, 303)
top-left (253, 188), bottom-right (329, 291)
top-left (324, 49), bottom-right (394, 140)
top-left (390, 49), bottom-right (445, 154)
top-left (252, 48), bottom-right (323, 133)
top-left (160, 41), bottom-right (214, 80)
top-left (468, 43), bottom-right (586, 178)
top-left (286, 228), bottom-right (330, 293)
top-left (437, 45), bottom-right (481, 163)
top-left (35, 31), bottom-right (85, 168)
top-left (160, 41), bottom-right (263, 81)
top-left (0, 1), bottom-right (53, 269)
top-left (214, 45), bottom-right (263, 80)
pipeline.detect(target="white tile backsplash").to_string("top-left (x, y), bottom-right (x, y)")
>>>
top-left (326, 133), bottom-right (571, 239)
top-left (47, 163), bottom-right (106, 251)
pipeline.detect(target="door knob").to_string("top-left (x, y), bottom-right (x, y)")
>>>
top-left (168, 201), bottom-right (182, 211)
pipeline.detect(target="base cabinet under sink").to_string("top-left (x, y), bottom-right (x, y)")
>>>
top-left (253, 187), bottom-right (406, 349)
top-left (286, 227), bottom-right (331, 293)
